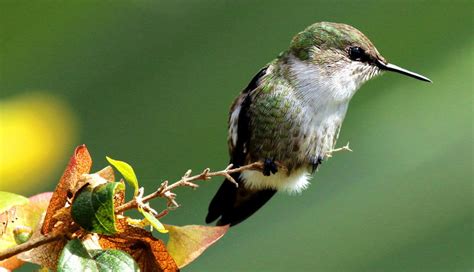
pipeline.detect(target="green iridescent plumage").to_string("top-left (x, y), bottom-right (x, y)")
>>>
top-left (247, 66), bottom-right (309, 172)
top-left (290, 22), bottom-right (382, 62)
top-left (208, 21), bottom-right (431, 227)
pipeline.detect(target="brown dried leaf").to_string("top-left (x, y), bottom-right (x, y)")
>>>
top-left (96, 166), bottom-right (115, 182)
top-left (99, 225), bottom-right (178, 272)
top-left (42, 145), bottom-right (92, 234)
top-left (19, 235), bottom-right (66, 270)
top-left (165, 224), bottom-right (229, 268)
top-left (114, 180), bottom-right (126, 209)
top-left (13, 194), bottom-right (65, 269)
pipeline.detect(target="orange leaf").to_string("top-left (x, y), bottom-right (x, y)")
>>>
top-left (0, 255), bottom-right (23, 271)
top-left (99, 225), bottom-right (178, 272)
top-left (42, 145), bottom-right (92, 234)
top-left (165, 224), bottom-right (229, 268)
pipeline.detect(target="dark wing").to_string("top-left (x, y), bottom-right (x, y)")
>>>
top-left (206, 67), bottom-right (277, 226)
top-left (228, 66), bottom-right (268, 164)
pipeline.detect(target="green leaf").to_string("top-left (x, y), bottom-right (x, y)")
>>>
top-left (71, 182), bottom-right (125, 235)
top-left (57, 239), bottom-right (98, 272)
top-left (106, 157), bottom-right (139, 196)
top-left (0, 191), bottom-right (29, 213)
top-left (91, 249), bottom-right (139, 271)
top-left (58, 239), bottom-right (139, 272)
top-left (137, 207), bottom-right (168, 234)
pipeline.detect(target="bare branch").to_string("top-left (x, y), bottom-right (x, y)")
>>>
top-left (325, 142), bottom-right (352, 158)
top-left (0, 162), bottom-right (266, 261)
top-left (0, 232), bottom-right (64, 261)
top-left (115, 161), bottom-right (264, 215)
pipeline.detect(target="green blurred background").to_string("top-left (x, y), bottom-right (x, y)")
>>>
top-left (1, 0), bottom-right (472, 271)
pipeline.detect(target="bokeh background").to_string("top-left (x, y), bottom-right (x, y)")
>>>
top-left (1, 0), bottom-right (472, 271)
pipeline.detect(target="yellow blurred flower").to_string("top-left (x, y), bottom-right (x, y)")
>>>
top-left (0, 92), bottom-right (77, 192)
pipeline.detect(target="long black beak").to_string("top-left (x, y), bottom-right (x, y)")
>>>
top-left (376, 59), bottom-right (432, 83)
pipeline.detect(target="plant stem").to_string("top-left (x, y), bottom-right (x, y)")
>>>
top-left (0, 162), bottom-right (266, 261)
top-left (0, 232), bottom-right (64, 261)
top-left (115, 162), bottom-right (264, 214)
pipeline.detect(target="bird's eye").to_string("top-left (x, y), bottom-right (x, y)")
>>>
top-left (348, 46), bottom-right (366, 61)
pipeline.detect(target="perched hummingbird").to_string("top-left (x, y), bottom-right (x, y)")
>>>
top-left (206, 22), bottom-right (431, 226)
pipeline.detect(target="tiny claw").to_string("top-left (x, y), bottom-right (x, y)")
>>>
top-left (311, 156), bottom-right (323, 173)
top-left (270, 164), bottom-right (278, 174)
top-left (263, 158), bottom-right (278, 176)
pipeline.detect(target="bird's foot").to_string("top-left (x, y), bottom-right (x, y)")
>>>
top-left (310, 156), bottom-right (324, 173)
top-left (263, 158), bottom-right (278, 176)
top-left (325, 142), bottom-right (352, 158)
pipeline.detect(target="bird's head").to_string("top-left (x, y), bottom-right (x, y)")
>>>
top-left (288, 22), bottom-right (431, 93)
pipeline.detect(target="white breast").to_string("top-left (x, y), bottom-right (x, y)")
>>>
top-left (239, 55), bottom-right (364, 193)
top-left (290, 55), bottom-right (355, 158)
top-left (241, 167), bottom-right (311, 194)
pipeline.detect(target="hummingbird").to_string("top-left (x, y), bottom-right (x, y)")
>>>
top-left (206, 22), bottom-right (431, 226)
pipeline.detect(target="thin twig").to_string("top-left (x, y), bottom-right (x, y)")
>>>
top-left (325, 142), bottom-right (352, 158)
top-left (155, 209), bottom-right (169, 219)
top-left (115, 162), bottom-right (264, 214)
top-left (0, 232), bottom-right (65, 261)
top-left (0, 162), bottom-right (265, 261)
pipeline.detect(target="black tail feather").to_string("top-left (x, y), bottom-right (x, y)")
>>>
top-left (206, 176), bottom-right (237, 224)
top-left (206, 174), bottom-right (276, 226)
